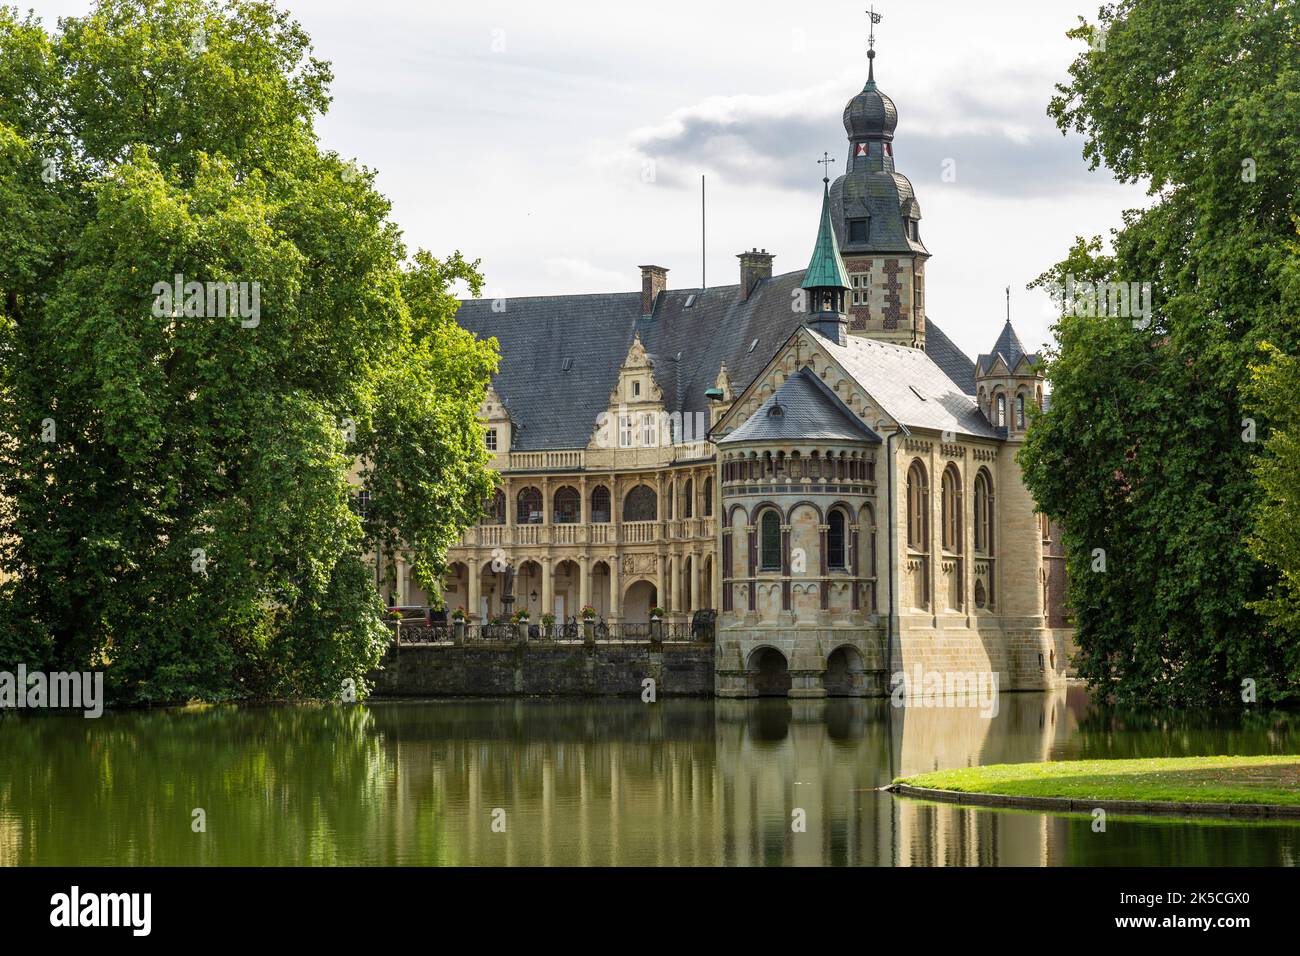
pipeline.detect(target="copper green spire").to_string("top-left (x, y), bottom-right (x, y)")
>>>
top-left (801, 179), bottom-right (851, 291)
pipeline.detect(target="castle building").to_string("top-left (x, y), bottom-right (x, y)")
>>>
top-left (381, 47), bottom-right (1075, 696)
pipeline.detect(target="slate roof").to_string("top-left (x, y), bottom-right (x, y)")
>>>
top-left (924, 320), bottom-right (977, 395)
top-left (454, 271), bottom-right (980, 451)
top-left (829, 68), bottom-right (928, 258)
top-left (974, 319), bottom-right (1039, 376)
top-left (813, 330), bottom-right (1001, 440)
top-left (718, 367), bottom-right (880, 445)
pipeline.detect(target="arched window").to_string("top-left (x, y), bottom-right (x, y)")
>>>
top-left (759, 510), bottom-right (782, 571)
top-left (623, 484), bottom-right (657, 522)
top-left (995, 393), bottom-right (1007, 428)
top-left (666, 481), bottom-right (674, 519)
top-left (482, 489), bottom-right (505, 525)
top-left (906, 461), bottom-right (928, 550)
top-left (1016, 393), bottom-right (1026, 429)
top-left (682, 478), bottom-right (694, 518)
top-left (516, 486), bottom-right (542, 524)
top-left (703, 477), bottom-right (713, 516)
top-left (590, 485), bottom-right (611, 523)
top-left (974, 470), bottom-right (993, 554)
top-left (941, 464), bottom-right (962, 553)
top-left (974, 580), bottom-right (987, 609)
top-left (553, 486), bottom-right (580, 523)
top-left (828, 509), bottom-right (847, 570)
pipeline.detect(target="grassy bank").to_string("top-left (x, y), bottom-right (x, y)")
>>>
top-left (898, 755), bottom-right (1300, 807)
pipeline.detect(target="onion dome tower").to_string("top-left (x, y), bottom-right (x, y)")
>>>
top-left (828, 11), bottom-right (930, 348)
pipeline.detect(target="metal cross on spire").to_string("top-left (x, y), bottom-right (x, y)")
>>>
top-left (818, 151), bottom-right (836, 184)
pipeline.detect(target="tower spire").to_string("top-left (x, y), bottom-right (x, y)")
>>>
top-left (866, 5), bottom-right (883, 86)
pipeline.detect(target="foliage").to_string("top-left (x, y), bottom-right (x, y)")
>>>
top-left (1020, 0), bottom-right (1300, 706)
top-left (0, 0), bottom-right (497, 703)
top-left (1245, 345), bottom-right (1300, 652)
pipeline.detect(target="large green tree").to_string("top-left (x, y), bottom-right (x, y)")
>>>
top-left (0, 0), bottom-right (497, 703)
top-left (1021, 0), bottom-right (1300, 705)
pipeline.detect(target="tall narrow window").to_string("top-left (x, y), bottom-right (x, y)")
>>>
top-left (760, 511), bottom-right (782, 571)
top-left (553, 486), bottom-right (580, 523)
top-left (995, 394), bottom-right (1007, 428)
top-left (590, 485), bottom-right (611, 523)
top-left (641, 412), bottom-right (657, 447)
top-left (703, 476), bottom-right (713, 516)
top-left (941, 465), bottom-right (962, 553)
top-left (828, 510), bottom-right (847, 570)
top-left (619, 415), bottom-right (633, 448)
top-left (1016, 394), bottom-right (1026, 429)
top-left (683, 479), bottom-right (693, 518)
top-left (973, 472), bottom-right (989, 552)
top-left (482, 489), bottom-right (505, 525)
top-left (516, 487), bottom-right (542, 524)
top-left (623, 484), bottom-right (657, 522)
top-left (485, 428), bottom-right (497, 451)
top-left (906, 461), bottom-right (928, 549)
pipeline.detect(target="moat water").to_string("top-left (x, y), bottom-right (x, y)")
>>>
top-left (2, 688), bottom-right (1298, 866)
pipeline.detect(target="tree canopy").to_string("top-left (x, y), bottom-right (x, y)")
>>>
top-left (1021, 0), bottom-right (1300, 705)
top-left (0, 0), bottom-right (498, 703)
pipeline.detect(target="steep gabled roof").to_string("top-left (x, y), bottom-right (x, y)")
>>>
top-left (454, 272), bottom-right (978, 450)
top-left (923, 320), bottom-right (976, 395)
top-left (718, 366), bottom-right (879, 445)
top-left (813, 330), bottom-right (1000, 439)
top-left (975, 319), bottom-right (1039, 377)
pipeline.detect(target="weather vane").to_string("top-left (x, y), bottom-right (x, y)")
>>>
top-left (867, 5), bottom-right (882, 53)
top-left (818, 151), bottom-right (836, 183)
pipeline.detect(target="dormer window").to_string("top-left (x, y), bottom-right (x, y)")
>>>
top-left (909, 220), bottom-right (919, 241)
top-left (485, 428), bottom-right (497, 451)
top-left (848, 219), bottom-right (869, 243)
top-left (633, 381), bottom-right (640, 397)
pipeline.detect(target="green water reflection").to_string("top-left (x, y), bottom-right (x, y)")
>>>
top-left (2, 687), bottom-right (1298, 865)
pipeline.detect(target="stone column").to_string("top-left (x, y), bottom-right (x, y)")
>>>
top-left (746, 524), bottom-right (757, 612)
top-left (396, 555), bottom-right (408, 605)
top-left (721, 528), bottom-right (733, 612)
top-left (541, 555), bottom-right (554, 621)
top-left (468, 562), bottom-right (482, 623)
top-left (609, 553), bottom-right (621, 623)
top-left (658, 552), bottom-right (668, 616)
top-left (579, 553), bottom-right (590, 613)
top-left (504, 476), bottom-right (515, 546)
top-left (690, 550), bottom-right (700, 613)
top-left (817, 524), bottom-right (829, 611)
top-left (850, 524), bottom-right (861, 611)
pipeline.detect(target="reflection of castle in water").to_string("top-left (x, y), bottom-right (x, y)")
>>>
top-left (374, 691), bottom-right (1079, 866)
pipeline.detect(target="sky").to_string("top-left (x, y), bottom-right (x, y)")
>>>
top-left (26, 0), bottom-right (1151, 361)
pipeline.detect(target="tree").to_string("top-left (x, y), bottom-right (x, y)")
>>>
top-left (0, 0), bottom-right (498, 703)
top-left (1020, 0), bottom-right (1300, 705)
top-left (1246, 343), bottom-right (1300, 668)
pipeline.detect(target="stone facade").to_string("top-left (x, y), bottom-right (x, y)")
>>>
top-left (367, 53), bottom-right (1074, 699)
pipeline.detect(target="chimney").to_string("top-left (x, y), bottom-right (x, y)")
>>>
top-left (737, 249), bottom-right (775, 300)
top-left (639, 265), bottom-right (668, 316)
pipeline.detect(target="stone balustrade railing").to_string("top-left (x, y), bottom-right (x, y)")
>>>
top-left (456, 518), bottom-right (717, 549)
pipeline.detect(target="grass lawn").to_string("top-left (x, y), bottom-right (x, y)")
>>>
top-left (898, 755), bottom-right (1300, 807)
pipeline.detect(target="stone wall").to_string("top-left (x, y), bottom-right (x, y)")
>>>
top-left (371, 643), bottom-right (715, 698)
